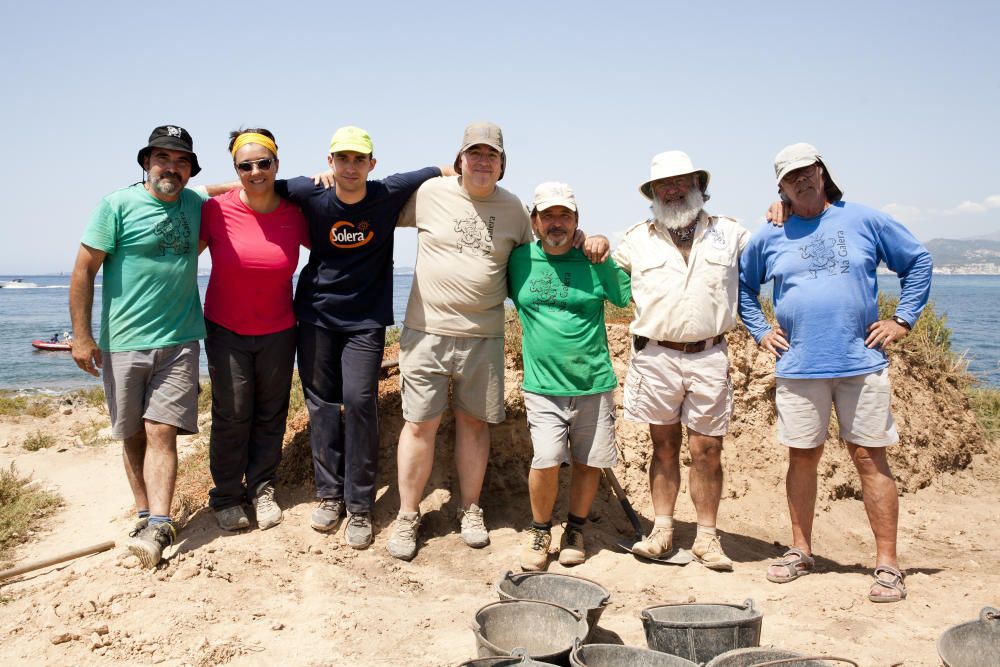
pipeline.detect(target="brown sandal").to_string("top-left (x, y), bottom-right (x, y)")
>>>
top-left (869, 565), bottom-right (907, 603)
top-left (766, 547), bottom-right (815, 583)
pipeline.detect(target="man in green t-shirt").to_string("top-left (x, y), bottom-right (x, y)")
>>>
top-left (70, 125), bottom-right (208, 568)
top-left (508, 182), bottom-right (632, 570)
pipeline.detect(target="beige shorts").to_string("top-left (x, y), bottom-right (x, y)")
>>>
top-left (622, 339), bottom-right (732, 437)
top-left (399, 327), bottom-right (505, 424)
top-left (523, 390), bottom-right (618, 469)
top-left (102, 342), bottom-right (200, 439)
top-left (776, 368), bottom-right (899, 448)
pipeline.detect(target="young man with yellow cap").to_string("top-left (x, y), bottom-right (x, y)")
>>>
top-left (279, 126), bottom-right (449, 549)
top-left (508, 182), bottom-right (631, 570)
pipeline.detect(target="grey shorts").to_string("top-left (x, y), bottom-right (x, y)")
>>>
top-left (523, 390), bottom-right (618, 469)
top-left (776, 368), bottom-right (899, 448)
top-left (623, 340), bottom-right (732, 437)
top-left (399, 327), bottom-right (505, 424)
top-left (102, 342), bottom-right (200, 439)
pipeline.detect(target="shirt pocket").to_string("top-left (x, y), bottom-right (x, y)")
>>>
top-left (702, 250), bottom-right (733, 288)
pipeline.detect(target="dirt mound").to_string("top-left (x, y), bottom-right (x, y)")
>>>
top-left (267, 323), bottom-right (991, 528)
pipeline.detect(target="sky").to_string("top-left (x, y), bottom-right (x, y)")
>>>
top-left (1, 0), bottom-right (998, 274)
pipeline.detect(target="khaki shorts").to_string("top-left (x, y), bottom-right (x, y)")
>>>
top-left (623, 340), bottom-right (732, 437)
top-left (102, 342), bottom-right (200, 439)
top-left (399, 328), bottom-right (505, 424)
top-left (776, 368), bottom-right (898, 448)
top-left (523, 390), bottom-right (618, 469)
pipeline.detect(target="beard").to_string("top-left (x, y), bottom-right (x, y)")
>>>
top-left (651, 188), bottom-right (705, 231)
top-left (149, 172), bottom-right (182, 197)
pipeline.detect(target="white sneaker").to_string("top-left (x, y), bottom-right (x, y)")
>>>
top-left (252, 483), bottom-right (283, 530)
top-left (387, 512), bottom-right (421, 561)
top-left (459, 504), bottom-right (490, 548)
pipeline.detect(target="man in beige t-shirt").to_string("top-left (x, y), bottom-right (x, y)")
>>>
top-left (386, 122), bottom-right (607, 561)
top-left (613, 150), bottom-right (749, 572)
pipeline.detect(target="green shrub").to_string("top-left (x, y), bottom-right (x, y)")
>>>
top-left (0, 464), bottom-right (62, 567)
top-left (21, 431), bottom-right (56, 452)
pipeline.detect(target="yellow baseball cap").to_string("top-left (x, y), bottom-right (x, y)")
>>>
top-left (329, 126), bottom-right (373, 155)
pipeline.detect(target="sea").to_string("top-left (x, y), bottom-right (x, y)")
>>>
top-left (1, 273), bottom-right (998, 392)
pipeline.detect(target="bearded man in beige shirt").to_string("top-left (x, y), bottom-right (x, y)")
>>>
top-left (612, 151), bottom-right (749, 571)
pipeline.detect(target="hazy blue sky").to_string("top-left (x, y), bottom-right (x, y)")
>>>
top-left (2, 1), bottom-right (998, 274)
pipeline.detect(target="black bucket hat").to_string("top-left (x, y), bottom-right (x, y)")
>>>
top-left (136, 125), bottom-right (202, 176)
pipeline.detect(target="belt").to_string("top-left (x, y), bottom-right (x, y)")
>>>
top-left (635, 333), bottom-right (725, 354)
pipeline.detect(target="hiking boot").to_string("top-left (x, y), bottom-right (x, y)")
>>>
top-left (558, 526), bottom-right (586, 566)
top-left (519, 526), bottom-right (552, 572)
top-left (459, 504), bottom-right (490, 548)
top-left (632, 526), bottom-right (673, 559)
top-left (344, 512), bottom-right (373, 549)
top-left (692, 533), bottom-right (734, 572)
top-left (252, 483), bottom-right (283, 530)
top-left (310, 498), bottom-right (345, 532)
top-left (128, 522), bottom-right (176, 568)
top-left (215, 505), bottom-right (250, 532)
top-left (129, 517), bottom-right (149, 538)
top-left (387, 512), bottom-right (421, 561)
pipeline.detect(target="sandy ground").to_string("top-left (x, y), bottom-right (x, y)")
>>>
top-left (1, 326), bottom-right (998, 666)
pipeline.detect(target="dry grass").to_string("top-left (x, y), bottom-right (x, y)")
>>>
top-left (21, 431), bottom-right (56, 452)
top-left (71, 386), bottom-right (106, 409)
top-left (73, 419), bottom-right (112, 447)
top-left (385, 326), bottom-right (401, 348)
top-left (969, 387), bottom-right (1000, 443)
top-left (0, 394), bottom-right (54, 418)
top-left (0, 464), bottom-right (62, 568)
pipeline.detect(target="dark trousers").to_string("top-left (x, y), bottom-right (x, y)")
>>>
top-left (205, 320), bottom-right (297, 510)
top-left (297, 321), bottom-right (385, 513)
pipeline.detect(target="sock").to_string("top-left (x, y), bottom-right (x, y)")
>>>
top-left (148, 514), bottom-right (171, 527)
top-left (531, 521), bottom-right (552, 532)
top-left (137, 509), bottom-right (150, 519)
top-left (654, 515), bottom-right (674, 530)
top-left (697, 524), bottom-right (717, 537)
top-left (566, 513), bottom-right (586, 530)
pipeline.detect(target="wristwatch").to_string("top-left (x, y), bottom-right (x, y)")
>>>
top-left (891, 315), bottom-right (911, 331)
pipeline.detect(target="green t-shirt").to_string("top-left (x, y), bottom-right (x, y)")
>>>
top-left (81, 184), bottom-right (208, 352)
top-left (508, 242), bottom-right (632, 396)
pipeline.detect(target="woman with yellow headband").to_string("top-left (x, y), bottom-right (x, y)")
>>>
top-left (198, 128), bottom-right (308, 532)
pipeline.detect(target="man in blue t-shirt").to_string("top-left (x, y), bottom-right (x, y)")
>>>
top-left (739, 143), bottom-right (932, 603)
top-left (70, 125), bottom-right (209, 569)
top-left (276, 126), bottom-right (450, 550)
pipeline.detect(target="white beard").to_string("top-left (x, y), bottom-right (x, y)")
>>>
top-left (652, 189), bottom-right (705, 231)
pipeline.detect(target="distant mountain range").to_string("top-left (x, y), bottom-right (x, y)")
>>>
top-left (925, 236), bottom-right (1000, 274)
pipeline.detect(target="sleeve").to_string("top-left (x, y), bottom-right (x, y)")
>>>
top-left (596, 256), bottom-right (632, 307)
top-left (396, 192), bottom-right (417, 228)
top-left (735, 223), bottom-right (751, 253)
top-left (507, 248), bottom-right (526, 310)
top-left (275, 176), bottom-right (316, 204)
top-left (874, 215), bottom-right (933, 326)
top-left (611, 234), bottom-right (633, 274)
top-left (199, 197), bottom-right (220, 245)
top-left (385, 167), bottom-right (441, 200)
top-left (188, 187), bottom-right (209, 203)
top-left (80, 198), bottom-right (118, 254)
top-left (296, 207), bottom-right (311, 249)
top-left (737, 235), bottom-right (772, 343)
top-left (517, 207), bottom-right (533, 245)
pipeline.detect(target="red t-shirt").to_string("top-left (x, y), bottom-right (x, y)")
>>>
top-left (200, 190), bottom-right (308, 335)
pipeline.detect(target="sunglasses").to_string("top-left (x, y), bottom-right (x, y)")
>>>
top-left (235, 158), bottom-right (275, 172)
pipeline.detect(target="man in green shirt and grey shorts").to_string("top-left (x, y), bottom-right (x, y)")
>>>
top-left (508, 182), bottom-right (632, 570)
top-left (70, 125), bottom-right (209, 568)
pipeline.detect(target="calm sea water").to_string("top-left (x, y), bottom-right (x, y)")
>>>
top-left (1, 273), bottom-right (997, 392)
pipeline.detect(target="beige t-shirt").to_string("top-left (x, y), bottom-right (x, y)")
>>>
top-left (399, 176), bottom-right (532, 337)
top-left (613, 211), bottom-right (750, 342)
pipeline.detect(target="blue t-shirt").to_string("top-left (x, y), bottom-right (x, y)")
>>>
top-left (738, 201), bottom-right (932, 378)
top-left (276, 168), bottom-right (440, 330)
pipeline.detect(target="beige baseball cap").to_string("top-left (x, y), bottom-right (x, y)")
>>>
top-left (454, 121), bottom-right (506, 180)
top-left (639, 150), bottom-right (709, 200)
top-left (531, 182), bottom-right (577, 214)
top-left (774, 142), bottom-right (843, 201)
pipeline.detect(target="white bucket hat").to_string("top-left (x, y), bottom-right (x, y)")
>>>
top-left (774, 143), bottom-right (843, 201)
top-left (639, 151), bottom-right (710, 200)
top-left (531, 181), bottom-right (577, 214)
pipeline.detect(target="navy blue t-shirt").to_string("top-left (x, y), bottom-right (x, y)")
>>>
top-left (276, 167), bottom-right (439, 330)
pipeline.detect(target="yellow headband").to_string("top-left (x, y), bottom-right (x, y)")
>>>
top-left (231, 132), bottom-right (278, 158)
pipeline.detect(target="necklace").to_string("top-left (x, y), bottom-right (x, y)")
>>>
top-left (669, 222), bottom-right (697, 243)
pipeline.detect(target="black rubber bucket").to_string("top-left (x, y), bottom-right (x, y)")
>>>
top-left (496, 570), bottom-right (611, 641)
top-left (705, 648), bottom-right (858, 666)
top-left (570, 642), bottom-right (698, 666)
top-left (459, 648), bottom-right (560, 666)
top-left (640, 598), bottom-right (763, 664)
top-left (472, 599), bottom-right (589, 666)
top-left (937, 607), bottom-right (1000, 667)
